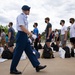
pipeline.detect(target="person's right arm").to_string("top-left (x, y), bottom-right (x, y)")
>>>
top-left (20, 25), bottom-right (32, 36)
top-left (8, 29), bottom-right (11, 42)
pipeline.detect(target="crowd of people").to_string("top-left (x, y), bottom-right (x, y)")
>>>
top-left (42, 17), bottom-right (75, 58)
top-left (0, 5), bottom-right (75, 74)
top-left (0, 17), bottom-right (75, 58)
top-left (54, 18), bottom-right (75, 50)
top-left (0, 22), bottom-right (42, 58)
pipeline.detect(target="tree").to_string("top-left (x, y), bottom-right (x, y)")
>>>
top-left (41, 32), bottom-right (46, 42)
top-left (0, 25), bottom-right (8, 34)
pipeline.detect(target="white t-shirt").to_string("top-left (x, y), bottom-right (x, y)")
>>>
top-left (70, 23), bottom-right (75, 38)
top-left (61, 25), bottom-right (67, 35)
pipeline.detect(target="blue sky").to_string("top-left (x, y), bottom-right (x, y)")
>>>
top-left (0, 0), bottom-right (75, 33)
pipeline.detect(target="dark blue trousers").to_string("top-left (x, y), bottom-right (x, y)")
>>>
top-left (10, 31), bottom-right (40, 71)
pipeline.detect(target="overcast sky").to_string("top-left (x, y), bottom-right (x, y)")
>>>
top-left (0, 0), bottom-right (75, 33)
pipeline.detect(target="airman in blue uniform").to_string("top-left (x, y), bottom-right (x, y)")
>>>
top-left (10, 5), bottom-right (46, 74)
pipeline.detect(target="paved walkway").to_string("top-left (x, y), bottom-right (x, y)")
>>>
top-left (0, 42), bottom-right (75, 75)
top-left (0, 51), bottom-right (75, 75)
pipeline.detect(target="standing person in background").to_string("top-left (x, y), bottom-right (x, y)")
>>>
top-left (69, 18), bottom-right (75, 49)
top-left (45, 17), bottom-right (52, 48)
top-left (38, 33), bottom-right (41, 44)
top-left (52, 31), bottom-right (55, 43)
top-left (52, 31), bottom-right (55, 41)
top-left (8, 22), bottom-right (15, 53)
top-left (1, 29), bottom-right (6, 47)
top-left (10, 5), bottom-right (46, 74)
top-left (55, 29), bottom-right (60, 46)
top-left (38, 33), bottom-right (43, 49)
top-left (60, 20), bottom-right (67, 48)
top-left (33, 23), bottom-right (39, 51)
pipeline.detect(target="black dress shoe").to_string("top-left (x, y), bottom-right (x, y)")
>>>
top-left (36, 65), bottom-right (47, 72)
top-left (10, 70), bottom-right (22, 74)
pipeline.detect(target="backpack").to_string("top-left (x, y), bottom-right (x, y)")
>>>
top-left (38, 43), bottom-right (42, 49)
top-left (71, 48), bottom-right (75, 57)
top-left (53, 45), bottom-right (59, 52)
top-left (42, 44), bottom-right (54, 59)
top-left (1, 49), bottom-right (13, 59)
top-left (51, 42), bottom-right (55, 47)
top-left (51, 42), bottom-right (59, 52)
top-left (63, 46), bottom-right (71, 58)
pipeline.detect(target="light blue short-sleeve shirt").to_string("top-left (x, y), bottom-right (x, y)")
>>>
top-left (16, 13), bottom-right (28, 31)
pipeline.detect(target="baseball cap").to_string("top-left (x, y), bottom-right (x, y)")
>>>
top-left (22, 5), bottom-right (30, 11)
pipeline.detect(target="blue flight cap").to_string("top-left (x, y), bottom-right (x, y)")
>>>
top-left (22, 5), bottom-right (30, 11)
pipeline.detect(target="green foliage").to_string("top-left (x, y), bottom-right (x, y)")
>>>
top-left (0, 25), bottom-right (8, 34)
top-left (41, 32), bottom-right (45, 42)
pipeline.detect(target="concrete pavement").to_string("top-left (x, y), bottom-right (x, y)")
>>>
top-left (0, 51), bottom-right (75, 75)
